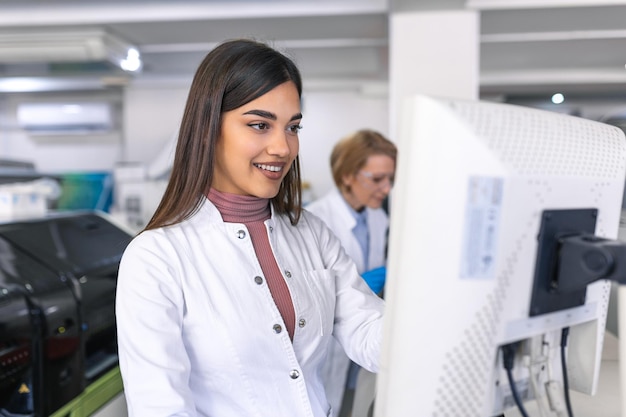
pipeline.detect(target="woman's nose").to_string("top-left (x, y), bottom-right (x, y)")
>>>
top-left (374, 176), bottom-right (393, 192)
top-left (267, 132), bottom-right (290, 157)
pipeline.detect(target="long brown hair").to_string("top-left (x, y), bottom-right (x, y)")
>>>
top-left (144, 39), bottom-right (304, 231)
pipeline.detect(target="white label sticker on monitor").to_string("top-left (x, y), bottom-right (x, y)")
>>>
top-left (460, 176), bottom-right (503, 280)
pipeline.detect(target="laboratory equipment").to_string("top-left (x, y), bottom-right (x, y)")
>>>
top-left (0, 210), bottom-right (132, 416)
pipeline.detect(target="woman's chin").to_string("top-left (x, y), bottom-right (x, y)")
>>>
top-left (252, 186), bottom-right (281, 199)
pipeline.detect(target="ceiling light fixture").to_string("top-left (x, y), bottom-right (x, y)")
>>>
top-left (551, 93), bottom-right (565, 104)
top-left (120, 48), bottom-right (142, 72)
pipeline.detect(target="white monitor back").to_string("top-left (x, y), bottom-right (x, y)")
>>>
top-left (375, 95), bottom-right (626, 417)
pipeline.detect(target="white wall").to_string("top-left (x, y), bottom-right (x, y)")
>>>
top-left (122, 81), bottom-right (190, 164)
top-left (299, 88), bottom-right (389, 200)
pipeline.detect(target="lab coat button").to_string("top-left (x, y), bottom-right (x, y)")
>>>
top-left (269, 226), bottom-right (274, 232)
top-left (289, 369), bottom-right (300, 379)
top-left (285, 270), bottom-right (292, 278)
top-left (237, 230), bottom-right (246, 239)
top-left (273, 324), bottom-right (282, 334)
top-left (298, 319), bottom-right (306, 328)
top-left (254, 276), bottom-right (263, 285)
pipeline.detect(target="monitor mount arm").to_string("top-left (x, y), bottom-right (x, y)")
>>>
top-left (529, 208), bottom-right (626, 317)
top-left (556, 234), bottom-right (626, 292)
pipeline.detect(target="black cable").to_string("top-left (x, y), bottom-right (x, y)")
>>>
top-left (501, 343), bottom-right (530, 417)
top-left (560, 327), bottom-right (575, 417)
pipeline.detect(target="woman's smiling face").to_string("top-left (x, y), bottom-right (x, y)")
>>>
top-left (213, 81), bottom-right (302, 198)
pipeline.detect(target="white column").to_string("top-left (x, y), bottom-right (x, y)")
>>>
top-left (389, 9), bottom-right (480, 137)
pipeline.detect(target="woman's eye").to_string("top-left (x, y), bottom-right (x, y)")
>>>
top-left (250, 122), bottom-right (269, 130)
top-left (373, 175), bottom-right (394, 184)
top-left (287, 124), bottom-right (302, 135)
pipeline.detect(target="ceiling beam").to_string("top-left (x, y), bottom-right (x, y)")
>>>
top-left (467, 0), bottom-right (626, 10)
top-left (0, 1), bottom-right (388, 26)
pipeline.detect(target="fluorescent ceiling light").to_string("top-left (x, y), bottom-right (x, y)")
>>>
top-left (0, 77), bottom-right (114, 93)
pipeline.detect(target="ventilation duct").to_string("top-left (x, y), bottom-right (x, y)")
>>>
top-left (17, 102), bottom-right (114, 135)
top-left (0, 28), bottom-right (140, 70)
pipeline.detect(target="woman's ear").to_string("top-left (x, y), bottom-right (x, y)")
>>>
top-left (342, 173), bottom-right (356, 192)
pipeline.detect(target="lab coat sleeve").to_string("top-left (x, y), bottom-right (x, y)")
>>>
top-left (303, 212), bottom-right (385, 373)
top-left (115, 231), bottom-right (196, 417)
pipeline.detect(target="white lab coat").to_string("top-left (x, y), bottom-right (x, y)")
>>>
top-left (305, 188), bottom-right (389, 414)
top-left (306, 188), bottom-right (388, 274)
top-left (115, 197), bottom-right (384, 417)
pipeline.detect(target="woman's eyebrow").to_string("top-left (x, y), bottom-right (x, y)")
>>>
top-left (242, 110), bottom-right (303, 122)
top-left (243, 109), bottom-right (276, 120)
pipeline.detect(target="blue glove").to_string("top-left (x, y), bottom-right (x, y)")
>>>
top-left (361, 266), bottom-right (386, 294)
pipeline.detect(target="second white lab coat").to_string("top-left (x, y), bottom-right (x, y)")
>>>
top-left (116, 197), bottom-right (384, 417)
top-left (305, 188), bottom-right (389, 414)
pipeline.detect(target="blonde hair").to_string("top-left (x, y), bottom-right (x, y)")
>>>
top-left (330, 129), bottom-right (397, 192)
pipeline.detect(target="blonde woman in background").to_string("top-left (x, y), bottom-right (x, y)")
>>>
top-left (306, 129), bottom-right (397, 417)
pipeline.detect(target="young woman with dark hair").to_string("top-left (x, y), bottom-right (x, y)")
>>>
top-left (115, 39), bottom-right (384, 417)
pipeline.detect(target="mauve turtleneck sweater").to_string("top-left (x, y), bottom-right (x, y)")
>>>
top-left (207, 188), bottom-right (296, 340)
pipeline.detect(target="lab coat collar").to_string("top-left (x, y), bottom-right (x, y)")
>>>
top-left (327, 188), bottom-right (357, 229)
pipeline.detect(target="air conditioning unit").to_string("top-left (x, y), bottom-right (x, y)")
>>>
top-left (17, 102), bottom-right (114, 135)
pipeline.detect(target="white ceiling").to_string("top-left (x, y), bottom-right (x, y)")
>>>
top-left (0, 0), bottom-right (625, 99)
